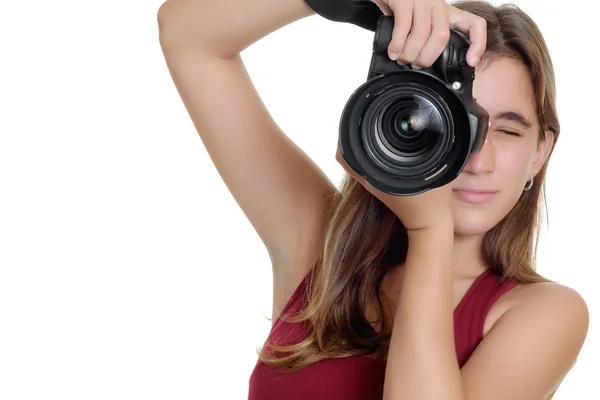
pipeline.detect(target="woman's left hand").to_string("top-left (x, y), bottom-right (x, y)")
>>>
top-left (336, 145), bottom-right (453, 232)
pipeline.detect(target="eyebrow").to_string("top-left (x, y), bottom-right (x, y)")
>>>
top-left (493, 111), bottom-right (533, 129)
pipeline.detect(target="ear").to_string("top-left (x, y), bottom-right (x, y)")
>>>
top-left (531, 130), bottom-right (555, 178)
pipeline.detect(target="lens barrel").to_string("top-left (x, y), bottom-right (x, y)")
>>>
top-left (339, 71), bottom-right (473, 196)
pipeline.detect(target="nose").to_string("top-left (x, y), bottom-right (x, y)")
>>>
top-left (462, 136), bottom-right (495, 175)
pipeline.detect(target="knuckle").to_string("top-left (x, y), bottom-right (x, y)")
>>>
top-left (475, 16), bottom-right (487, 29)
top-left (410, 28), bottom-right (430, 42)
top-left (435, 28), bottom-right (451, 42)
top-left (393, 15), bottom-right (412, 31)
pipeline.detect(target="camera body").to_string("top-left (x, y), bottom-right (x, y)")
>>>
top-left (338, 15), bottom-right (489, 196)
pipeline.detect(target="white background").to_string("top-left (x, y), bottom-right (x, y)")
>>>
top-left (0, 0), bottom-right (597, 399)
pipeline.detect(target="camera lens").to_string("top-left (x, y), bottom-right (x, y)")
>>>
top-left (398, 114), bottom-right (421, 133)
top-left (338, 72), bottom-right (476, 196)
top-left (361, 85), bottom-right (452, 179)
top-left (384, 98), bottom-right (444, 157)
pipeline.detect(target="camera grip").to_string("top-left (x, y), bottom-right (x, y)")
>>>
top-left (304, 0), bottom-right (384, 31)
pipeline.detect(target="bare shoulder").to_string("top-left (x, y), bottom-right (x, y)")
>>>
top-left (504, 280), bottom-right (587, 315)
top-left (464, 279), bottom-right (589, 399)
top-left (485, 278), bottom-right (589, 338)
top-left (518, 281), bottom-right (589, 327)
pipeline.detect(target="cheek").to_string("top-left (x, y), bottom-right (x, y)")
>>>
top-left (493, 146), bottom-right (535, 209)
top-left (496, 140), bottom-right (537, 186)
top-left (497, 152), bottom-right (530, 187)
top-left (451, 137), bottom-right (541, 234)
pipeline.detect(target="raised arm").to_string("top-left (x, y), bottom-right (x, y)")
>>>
top-left (157, 0), bottom-right (340, 318)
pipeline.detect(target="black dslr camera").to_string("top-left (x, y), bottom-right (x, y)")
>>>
top-left (338, 15), bottom-right (490, 196)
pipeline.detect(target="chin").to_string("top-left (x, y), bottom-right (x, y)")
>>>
top-left (451, 206), bottom-right (499, 237)
top-left (453, 219), bottom-right (495, 237)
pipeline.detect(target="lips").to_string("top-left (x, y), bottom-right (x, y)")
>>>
top-left (452, 188), bottom-right (498, 204)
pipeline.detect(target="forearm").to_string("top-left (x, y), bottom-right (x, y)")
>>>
top-left (157, 0), bottom-right (315, 58)
top-left (383, 224), bottom-right (466, 400)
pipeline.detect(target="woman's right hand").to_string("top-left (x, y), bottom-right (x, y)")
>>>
top-left (370, 0), bottom-right (487, 69)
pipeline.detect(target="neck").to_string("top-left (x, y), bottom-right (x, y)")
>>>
top-left (452, 233), bottom-right (488, 278)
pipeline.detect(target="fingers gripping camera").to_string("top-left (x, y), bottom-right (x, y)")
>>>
top-left (338, 15), bottom-right (490, 196)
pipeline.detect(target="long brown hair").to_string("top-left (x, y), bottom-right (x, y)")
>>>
top-left (258, 0), bottom-right (560, 373)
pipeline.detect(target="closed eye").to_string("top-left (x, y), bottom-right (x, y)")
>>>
top-left (498, 129), bottom-right (521, 137)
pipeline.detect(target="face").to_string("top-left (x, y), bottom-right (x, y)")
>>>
top-left (451, 56), bottom-right (554, 237)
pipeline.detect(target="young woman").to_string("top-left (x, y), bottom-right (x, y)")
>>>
top-left (157, 0), bottom-right (589, 398)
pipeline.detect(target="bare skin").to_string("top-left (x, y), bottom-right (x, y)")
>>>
top-left (363, 56), bottom-right (581, 400)
top-left (158, 0), bottom-right (588, 398)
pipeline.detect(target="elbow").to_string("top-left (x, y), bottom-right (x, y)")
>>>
top-left (156, 0), bottom-right (184, 50)
top-left (156, 0), bottom-right (210, 51)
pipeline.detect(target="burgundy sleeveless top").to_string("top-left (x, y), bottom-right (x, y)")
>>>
top-left (248, 268), bottom-right (518, 399)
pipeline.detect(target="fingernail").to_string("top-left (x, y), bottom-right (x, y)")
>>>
top-left (389, 52), bottom-right (398, 60)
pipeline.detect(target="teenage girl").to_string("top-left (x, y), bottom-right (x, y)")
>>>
top-left (157, 0), bottom-right (589, 398)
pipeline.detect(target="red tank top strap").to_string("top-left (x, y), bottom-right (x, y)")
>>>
top-left (454, 268), bottom-right (519, 367)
